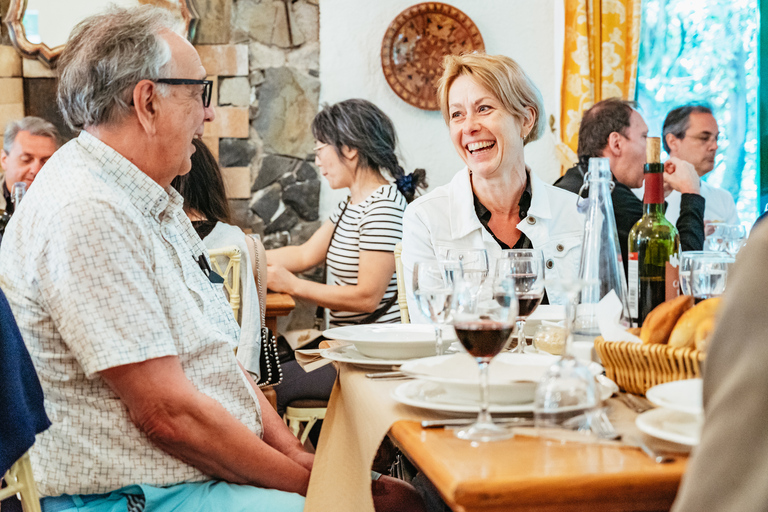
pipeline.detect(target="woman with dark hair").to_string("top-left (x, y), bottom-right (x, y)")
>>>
top-left (172, 138), bottom-right (266, 379)
top-left (266, 98), bottom-right (427, 326)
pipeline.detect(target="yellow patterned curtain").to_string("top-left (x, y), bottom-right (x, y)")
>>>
top-left (559, 0), bottom-right (643, 166)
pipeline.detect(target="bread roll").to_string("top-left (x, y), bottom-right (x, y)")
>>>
top-left (640, 295), bottom-right (694, 344)
top-left (694, 316), bottom-right (716, 353)
top-left (668, 297), bottom-right (722, 349)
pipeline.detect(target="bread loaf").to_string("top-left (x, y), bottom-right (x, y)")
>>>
top-left (668, 297), bottom-right (722, 349)
top-left (694, 316), bottom-right (716, 353)
top-left (640, 295), bottom-right (694, 344)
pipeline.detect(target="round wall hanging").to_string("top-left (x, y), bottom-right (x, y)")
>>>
top-left (381, 3), bottom-right (485, 111)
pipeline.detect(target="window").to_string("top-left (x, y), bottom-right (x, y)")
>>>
top-left (636, 0), bottom-right (758, 226)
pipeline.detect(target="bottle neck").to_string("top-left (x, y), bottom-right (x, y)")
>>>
top-left (642, 164), bottom-right (664, 215)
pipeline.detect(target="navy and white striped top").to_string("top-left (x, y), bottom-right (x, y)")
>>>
top-left (327, 184), bottom-right (405, 326)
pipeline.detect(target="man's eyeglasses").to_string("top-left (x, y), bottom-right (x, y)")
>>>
top-left (312, 142), bottom-right (329, 155)
top-left (686, 132), bottom-right (720, 145)
top-left (155, 78), bottom-right (213, 108)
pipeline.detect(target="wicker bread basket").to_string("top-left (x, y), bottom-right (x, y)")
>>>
top-left (594, 337), bottom-right (706, 396)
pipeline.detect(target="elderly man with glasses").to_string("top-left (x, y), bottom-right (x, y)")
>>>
top-left (0, 6), bottom-right (312, 512)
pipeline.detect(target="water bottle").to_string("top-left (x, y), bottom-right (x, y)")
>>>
top-left (573, 158), bottom-right (631, 336)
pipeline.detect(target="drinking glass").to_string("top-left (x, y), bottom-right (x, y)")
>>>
top-left (498, 249), bottom-right (545, 353)
top-left (723, 224), bottom-right (747, 257)
top-left (690, 253), bottom-right (735, 303)
top-left (450, 261), bottom-right (518, 441)
top-left (413, 260), bottom-right (456, 355)
top-left (445, 248), bottom-right (489, 304)
top-left (680, 251), bottom-right (710, 296)
top-left (534, 278), bottom-right (598, 432)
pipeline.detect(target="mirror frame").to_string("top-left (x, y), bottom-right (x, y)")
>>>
top-left (3, 0), bottom-right (200, 67)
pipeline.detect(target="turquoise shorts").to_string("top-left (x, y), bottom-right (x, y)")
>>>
top-left (40, 480), bottom-right (305, 512)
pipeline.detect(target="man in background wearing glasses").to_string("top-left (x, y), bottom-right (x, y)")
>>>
top-left (636, 104), bottom-right (739, 226)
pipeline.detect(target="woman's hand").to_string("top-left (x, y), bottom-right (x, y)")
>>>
top-left (267, 264), bottom-right (298, 294)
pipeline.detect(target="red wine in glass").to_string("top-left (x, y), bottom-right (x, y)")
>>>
top-left (517, 293), bottom-right (544, 318)
top-left (454, 321), bottom-right (514, 359)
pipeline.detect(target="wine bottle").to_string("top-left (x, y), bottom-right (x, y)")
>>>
top-left (627, 137), bottom-right (681, 325)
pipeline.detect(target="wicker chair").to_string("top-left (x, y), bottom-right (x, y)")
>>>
top-left (208, 245), bottom-right (242, 321)
top-left (1, 452), bottom-right (41, 512)
top-left (394, 242), bottom-right (410, 323)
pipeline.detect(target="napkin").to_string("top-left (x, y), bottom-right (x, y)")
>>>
top-left (597, 290), bottom-right (642, 343)
top-left (295, 340), bottom-right (349, 372)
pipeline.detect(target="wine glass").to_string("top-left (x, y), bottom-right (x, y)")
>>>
top-left (723, 224), bottom-right (747, 257)
top-left (534, 278), bottom-right (598, 432)
top-left (498, 249), bottom-right (545, 353)
top-left (445, 248), bottom-right (489, 305)
top-left (413, 260), bottom-right (456, 355)
top-left (680, 251), bottom-right (710, 296)
top-left (450, 260), bottom-right (518, 442)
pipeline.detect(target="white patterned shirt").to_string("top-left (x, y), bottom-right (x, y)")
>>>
top-left (0, 131), bottom-right (263, 496)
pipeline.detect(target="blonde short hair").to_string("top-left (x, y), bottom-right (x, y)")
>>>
top-left (436, 53), bottom-right (545, 145)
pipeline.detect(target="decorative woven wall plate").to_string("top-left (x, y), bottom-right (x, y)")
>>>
top-left (381, 3), bottom-right (484, 111)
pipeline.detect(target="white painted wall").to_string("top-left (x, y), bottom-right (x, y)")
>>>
top-left (318, 0), bottom-right (564, 218)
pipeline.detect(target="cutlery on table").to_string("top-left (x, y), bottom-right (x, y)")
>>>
top-left (631, 436), bottom-right (675, 463)
top-left (365, 371), bottom-right (411, 380)
top-left (617, 392), bottom-right (655, 414)
top-left (421, 417), bottom-right (534, 429)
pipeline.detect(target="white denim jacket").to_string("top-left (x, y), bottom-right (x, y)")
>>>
top-left (402, 167), bottom-right (585, 322)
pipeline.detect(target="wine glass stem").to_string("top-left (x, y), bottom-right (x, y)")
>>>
top-left (434, 325), bottom-right (444, 356)
top-left (516, 319), bottom-right (526, 353)
top-left (477, 360), bottom-right (492, 424)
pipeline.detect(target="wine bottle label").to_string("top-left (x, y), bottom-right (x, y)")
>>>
top-left (665, 261), bottom-right (680, 301)
top-left (628, 252), bottom-right (639, 319)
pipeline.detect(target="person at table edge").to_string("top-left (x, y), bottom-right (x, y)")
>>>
top-left (0, 6), bottom-right (311, 510)
top-left (402, 52), bottom-right (585, 319)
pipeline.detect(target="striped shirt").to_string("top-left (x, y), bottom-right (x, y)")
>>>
top-left (327, 184), bottom-right (405, 326)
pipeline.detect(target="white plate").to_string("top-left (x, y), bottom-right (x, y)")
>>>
top-left (319, 344), bottom-right (411, 369)
top-left (400, 352), bottom-right (558, 404)
top-left (391, 380), bottom-right (537, 414)
top-left (391, 378), bottom-right (615, 415)
top-left (636, 408), bottom-right (702, 446)
top-left (645, 379), bottom-right (703, 415)
top-left (323, 324), bottom-right (456, 360)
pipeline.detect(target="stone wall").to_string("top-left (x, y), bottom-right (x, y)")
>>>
top-left (195, 0), bottom-right (322, 254)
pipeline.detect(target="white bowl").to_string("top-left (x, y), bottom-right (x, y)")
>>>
top-left (524, 304), bottom-right (565, 336)
top-left (322, 324), bottom-right (456, 360)
top-left (400, 352), bottom-right (559, 404)
top-left (645, 379), bottom-right (703, 415)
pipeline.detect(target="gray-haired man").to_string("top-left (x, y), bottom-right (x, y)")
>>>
top-left (0, 116), bottom-right (59, 216)
top-left (0, 6), bottom-right (313, 512)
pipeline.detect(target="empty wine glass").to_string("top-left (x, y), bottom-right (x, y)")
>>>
top-left (534, 278), bottom-right (598, 433)
top-left (446, 248), bottom-right (489, 306)
top-left (498, 249), bottom-right (545, 353)
top-left (450, 263), bottom-right (518, 442)
top-left (413, 260), bottom-right (456, 355)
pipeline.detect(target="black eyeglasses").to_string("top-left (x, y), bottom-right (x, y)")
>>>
top-left (154, 78), bottom-right (213, 108)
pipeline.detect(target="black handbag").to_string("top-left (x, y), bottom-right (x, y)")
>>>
top-left (248, 234), bottom-right (283, 388)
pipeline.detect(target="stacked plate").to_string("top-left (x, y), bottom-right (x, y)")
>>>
top-left (320, 324), bottom-right (457, 369)
top-left (636, 379), bottom-right (703, 446)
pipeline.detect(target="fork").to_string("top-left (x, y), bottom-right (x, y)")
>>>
top-left (591, 409), bottom-right (620, 440)
top-left (617, 393), bottom-right (654, 414)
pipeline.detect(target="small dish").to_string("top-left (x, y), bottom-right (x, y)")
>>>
top-left (635, 408), bottom-right (702, 446)
top-left (645, 379), bottom-right (703, 416)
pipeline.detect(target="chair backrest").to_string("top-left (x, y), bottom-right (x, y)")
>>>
top-left (0, 451), bottom-right (41, 512)
top-left (394, 242), bottom-right (410, 323)
top-left (208, 245), bottom-right (242, 323)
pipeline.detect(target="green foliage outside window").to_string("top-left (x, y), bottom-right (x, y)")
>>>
top-left (637, 0), bottom-right (758, 226)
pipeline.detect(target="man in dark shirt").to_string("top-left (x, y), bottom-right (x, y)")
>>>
top-left (553, 98), bottom-right (705, 273)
